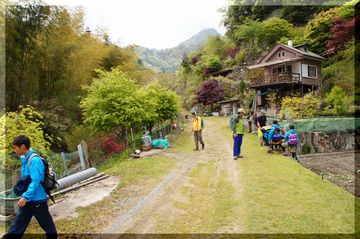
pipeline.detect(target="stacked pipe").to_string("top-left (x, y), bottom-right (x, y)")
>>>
top-left (56, 168), bottom-right (97, 190)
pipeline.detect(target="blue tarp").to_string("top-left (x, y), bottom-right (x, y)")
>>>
top-left (151, 139), bottom-right (171, 149)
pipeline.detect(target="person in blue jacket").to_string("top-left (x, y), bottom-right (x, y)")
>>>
top-left (267, 120), bottom-right (279, 142)
top-left (282, 125), bottom-right (300, 161)
top-left (5, 135), bottom-right (57, 239)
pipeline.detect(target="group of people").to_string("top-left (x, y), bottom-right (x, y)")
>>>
top-left (259, 120), bottom-right (300, 161)
top-left (191, 109), bottom-right (299, 161)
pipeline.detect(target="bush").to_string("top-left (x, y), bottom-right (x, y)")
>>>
top-left (302, 143), bottom-right (312, 154)
top-left (64, 125), bottom-right (96, 151)
top-left (101, 136), bottom-right (125, 154)
top-left (281, 92), bottom-right (321, 119)
top-left (325, 86), bottom-right (354, 115)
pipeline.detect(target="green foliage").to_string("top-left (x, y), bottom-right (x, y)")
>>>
top-left (322, 42), bottom-right (355, 94)
top-left (262, 18), bottom-right (294, 46)
top-left (0, 105), bottom-right (50, 154)
top-left (204, 36), bottom-right (226, 57)
top-left (81, 69), bottom-right (180, 131)
top-left (336, 0), bottom-right (357, 19)
top-left (144, 82), bottom-right (180, 122)
top-left (234, 17), bottom-right (293, 48)
top-left (301, 143), bottom-right (312, 154)
top-left (81, 69), bottom-right (145, 131)
top-left (193, 54), bottom-right (222, 76)
top-left (280, 5), bottom-right (331, 26)
top-left (64, 125), bottom-right (96, 151)
top-left (281, 92), bottom-right (321, 119)
top-left (266, 92), bottom-right (279, 109)
top-left (325, 86), bottom-right (354, 115)
top-left (303, 7), bottom-right (338, 54)
top-left (0, 105), bottom-right (51, 171)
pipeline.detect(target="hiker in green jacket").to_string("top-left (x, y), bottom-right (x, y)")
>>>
top-left (232, 108), bottom-right (245, 160)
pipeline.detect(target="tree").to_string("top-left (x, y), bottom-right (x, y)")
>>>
top-left (281, 92), bottom-right (321, 119)
top-left (196, 80), bottom-right (224, 111)
top-left (280, 5), bottom-right (331, 26)
top-left (5, 3), bottom-right (52, 108)
top-left (144, 82), bottom-right (180, 121)
top-left (325, 86), bottom-right (353, 115)
top-left (303, 7), bottom-right (338, 54)
top-left (80, 69), bottom-right (146, 131)
top-left (193, 54), bottom-right (222, 76)
top-left (326, 16), bottom-right (357, 56)
top-left (0, 105), bottom-right (51, 171)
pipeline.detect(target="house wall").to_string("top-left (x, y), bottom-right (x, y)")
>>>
top-left (268, 48), bottom-right (298, 62)
top-left (221, 103), bottom-right (237, 116)
top-left (300, 59), bottom-right (322, 82)
top-left (292, 62), bottom-right (301, 74)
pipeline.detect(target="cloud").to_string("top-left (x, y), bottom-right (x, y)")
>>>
top-left (44, 0), bottom-right (227, 49)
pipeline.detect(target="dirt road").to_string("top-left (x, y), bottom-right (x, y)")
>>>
top-left (104, 117), bottom-right (243, 233)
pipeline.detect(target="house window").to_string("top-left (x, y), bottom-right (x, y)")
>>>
top-left (272, 65), bottom-right (291, 74)
top-left (277, 51), bottom-right (285, 58)
top-left (308, 65), bottom-right (317, 78)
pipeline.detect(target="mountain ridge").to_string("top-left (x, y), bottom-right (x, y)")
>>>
top-left (135, 28), bottom-right (221, 72)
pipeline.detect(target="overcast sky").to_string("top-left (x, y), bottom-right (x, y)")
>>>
top-left (43, 0), bottom-right (228, 49)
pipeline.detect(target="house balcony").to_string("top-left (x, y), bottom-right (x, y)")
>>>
top-left (250, 73), bottom-right (301, 88)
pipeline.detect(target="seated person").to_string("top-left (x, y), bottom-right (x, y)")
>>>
top-left (270, 128), bottom-right (284, 152)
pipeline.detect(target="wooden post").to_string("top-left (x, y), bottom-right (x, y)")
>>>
top-left (125, 127), bottom-right (128, 149)
top-left (130, 127), bottom-right (135, 151)
top-left (77, 144), bottom-right (86, 170)
top-left (81, 140), bottom-right (91, 168)
top-left (60, 152), bottom-right (69, 176)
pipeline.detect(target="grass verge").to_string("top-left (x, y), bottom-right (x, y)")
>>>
top-left (214, 116), bottom-right (357, 233)
top-left (25, 155), bottom-right (176, 234)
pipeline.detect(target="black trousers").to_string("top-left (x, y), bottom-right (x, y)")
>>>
top-left (5, 201), bottom-right (57, 239)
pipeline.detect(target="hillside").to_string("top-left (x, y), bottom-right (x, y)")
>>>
top-left (135, 28), bottom-right (220, 72)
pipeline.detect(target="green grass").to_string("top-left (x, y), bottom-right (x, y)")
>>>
top-left (214, 116), bottom-right (357, 233)
top-left (167, 120), bottom-right (195, 154)
top-left (157, 160), bottom-right (239, 233)
top-left (99, 152), bottom-right (176, 187)
top-left (25, 154), bottom-right (176, 234)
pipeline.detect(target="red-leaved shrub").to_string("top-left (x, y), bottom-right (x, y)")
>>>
top-left (101, 136), bottom-right (125, 154)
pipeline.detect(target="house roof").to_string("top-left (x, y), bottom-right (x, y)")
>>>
top-left (218, 99), bottom-right (239, 104)
top-left (249, 44), bottom-right (325, 69)
top-left (248, 57), bottom-right (302, 69)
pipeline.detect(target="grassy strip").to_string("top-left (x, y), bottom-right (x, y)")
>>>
top-left (25, 155), bottom-right (176, 234)
top-left (214, 116), bottom-right (357, 233)
top-left (157, 160), bottom-right (239, 233)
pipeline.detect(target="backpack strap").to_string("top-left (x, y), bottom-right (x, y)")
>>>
top-left (27, 153), bottom-right (39, 169)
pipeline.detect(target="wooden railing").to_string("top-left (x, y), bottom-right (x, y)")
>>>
top-left (250, 73), bottom-right (301, 87)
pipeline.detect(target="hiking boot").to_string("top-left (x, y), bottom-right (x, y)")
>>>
top-left (201, 144), bottom-right (205, 150)
top-left (193, 147), bottom-right (199, 151)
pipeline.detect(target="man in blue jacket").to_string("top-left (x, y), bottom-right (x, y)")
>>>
top-left (5, 135), bottom-right (57, 239)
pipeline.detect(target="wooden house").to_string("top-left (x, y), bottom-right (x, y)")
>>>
top-left (248, 40), bottom-right (325, 107)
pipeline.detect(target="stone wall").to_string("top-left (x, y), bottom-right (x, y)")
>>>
top-left (297, 131), bottom-right (356, 154)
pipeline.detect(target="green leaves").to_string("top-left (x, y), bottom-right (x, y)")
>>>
top-left (0, 105), bottom-right (51, 171)
top-left (325, 86), bottom-right (354, 115)
top-left (80, 69), bottom-right (180, 132)
top-left (281, 92), bottom-right (321, 119)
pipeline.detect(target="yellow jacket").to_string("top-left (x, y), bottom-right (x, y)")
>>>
top-left (192, 116), bottom-right (202, 132)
